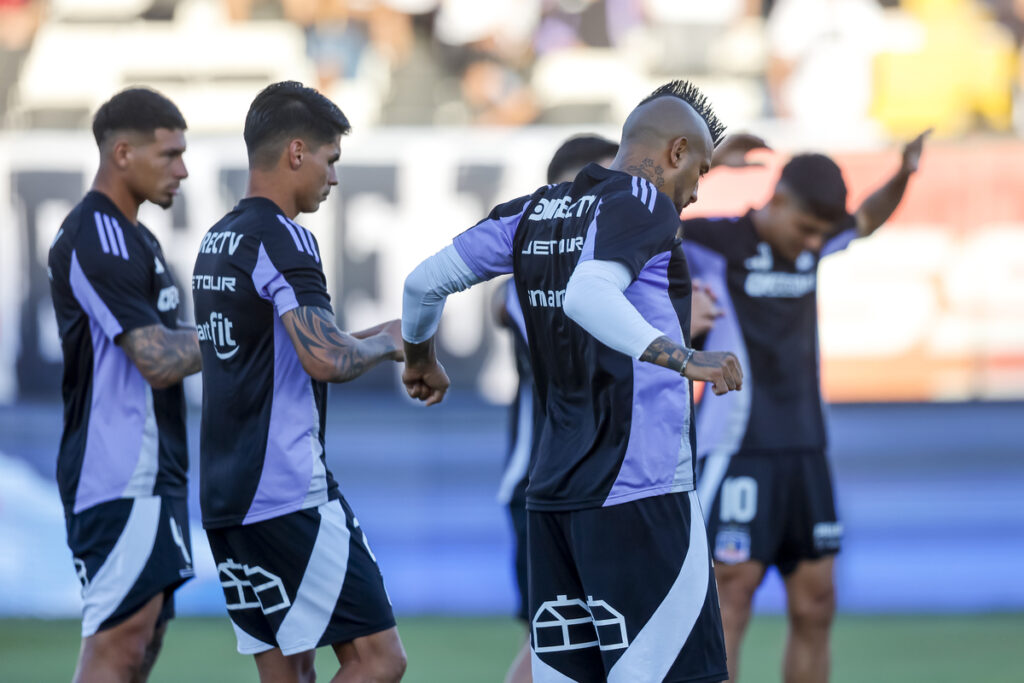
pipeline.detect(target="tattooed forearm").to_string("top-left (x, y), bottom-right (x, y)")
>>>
top-left (120, 324), bottom-right (201, 389)
top-left (623, 158), bottom-right (666, 188)
top-left (639, 335), bottom-right (689, 372)
top-left (283, 306), bottom-right (399, 383)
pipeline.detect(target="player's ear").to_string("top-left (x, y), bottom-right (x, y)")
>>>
top-left (110, 137), bottom-right (133, 170)
top-left (669, 136), bottom-right (688, 169)
top-left (288, 139), bottom-right (305, 170)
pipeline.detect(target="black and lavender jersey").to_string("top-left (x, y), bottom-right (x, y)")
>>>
top-left (48, 191), bottom-right (188, 515)
top-left (495, 280), bottom-right (539, 505)
top-left (192, 197), bottom-right (339, 529)
top-left (682, 212), bottom-right (857, 457)
top-left (454, 164), bottom-right (695, 511)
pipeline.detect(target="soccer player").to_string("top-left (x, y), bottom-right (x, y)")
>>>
top-left (191, 81), bottom-right (406, 683)
top-left (494, 133), bottom-right (620, 683)
top-left (402, 81), bottom-right (743, 682)
top-left (47, 88), bottom-right (199, 683)
top-left (683, 129), bottom-right (931, 683)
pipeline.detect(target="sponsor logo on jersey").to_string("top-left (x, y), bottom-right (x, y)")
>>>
top-left (532, 594), bottom-right (628, 653)
top-left (527, 194), bottom-right (596, 222)
top-left (744, 242), bottom-right (817, 298)
top-left (520, 236), bottom-right (584, 255)
top-left (154, 256), bottom-right (166, 274)
top-left (157, 285), bottom-right (180, 312)
top-left (192, 274), bottom-right (237, 292)
top-left (199, 230), bottom-right (244, 256)
top-left (526, 288), bottom-right (566, 308)
top-left (197, 311), bottom-right (238, 359)
top-left (715, 528), bottom-right (751, 564)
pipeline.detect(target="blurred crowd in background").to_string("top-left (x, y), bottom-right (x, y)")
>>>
top-left (1, 0), bottom-right (1023, 137)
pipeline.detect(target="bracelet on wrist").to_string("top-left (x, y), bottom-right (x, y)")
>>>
top-left (678, 347), bottom-right (695, 378)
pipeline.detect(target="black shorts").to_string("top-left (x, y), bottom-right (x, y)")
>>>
top-left (66, 495), bottom-right (194, 637)
top-left (528, 491), bottom-right (727, 683)
top-left (206, 496), bottom-right (396, 656)
top-left (697, 449), bottom-right (842, 575)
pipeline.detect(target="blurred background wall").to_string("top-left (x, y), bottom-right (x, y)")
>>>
top-left (0, 0), bottom-right (1022, 618)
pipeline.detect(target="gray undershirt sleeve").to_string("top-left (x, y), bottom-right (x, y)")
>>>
top-left (563, 259), bottom-right (663, 359)
top-left (402, 244), bottom-right (482, 343)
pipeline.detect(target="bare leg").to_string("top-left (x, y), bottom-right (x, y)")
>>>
top-left (330, 626), bottom-right (407, 682)
top-left (782, 556), bottom-right (836, 683)
top-left (504, 632), bottom-right (531, 683)
top-left (254, 648), bottom-right (317, 683)
top-left (714, 561), bottom-right (767, 682)
top-left (134, 619), bottom-right (167, 683)
top-left (73, 592), bottom-right (165, 683)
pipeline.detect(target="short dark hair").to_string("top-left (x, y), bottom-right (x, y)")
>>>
top-left (92, 88), bottom-right (186, 147)
top-left (779, 154), bottom-right (849, 223)
top-left (547, 134), bottom-right (619, 184)
top-left (244, 81), bottom-right (351, 169)
top-left (638, 80), bottom-right (726, 145)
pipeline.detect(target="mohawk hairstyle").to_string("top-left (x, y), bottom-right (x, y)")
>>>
top-left (639, 80), bottom-right (726, 144)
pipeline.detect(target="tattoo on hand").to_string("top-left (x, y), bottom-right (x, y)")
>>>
top-left (286, 306), bottom-right (394, 382)
top-left (121, 324), bottom-right (201, 388)
top-left (624, 158), bottom-right (666, 188)
top-left (639, 336), bottom-right (688, 372)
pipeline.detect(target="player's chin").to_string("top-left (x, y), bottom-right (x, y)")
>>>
top-left (152, 194), bottom-right (174, 210)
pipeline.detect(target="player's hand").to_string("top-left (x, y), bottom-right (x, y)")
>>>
top-left (711, 133), bottom-right (771, 170)
top-left (402, 359), bottom-right (450, 406)
top-left (353, 319), bottom-right (404, 361)
top-left (378, 320), bottom-right (405, 362)
top-left (900, 128), bottom-right (932, 175)
top-left (690, 279), bottom-right (723, 338)
top-left (684, 350), bottom-right (742, 395)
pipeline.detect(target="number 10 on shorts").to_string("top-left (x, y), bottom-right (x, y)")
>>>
top-left (719, 476), bottom-right (757, 524)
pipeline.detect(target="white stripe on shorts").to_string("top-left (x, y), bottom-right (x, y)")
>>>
top-left (233, 619), bottom-right (274, 655)
top-left (275, 499), bottom-right (352, 655)
top-left (530, 652), bottom-right (579, 683)
top-left (80, 496), bottom-right (162, 637)
top-left (606, 491), bottom-right (710, 683)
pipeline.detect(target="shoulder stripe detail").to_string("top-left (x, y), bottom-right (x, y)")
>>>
top-left (110, 216), bottom-right (129, 258)
top-left (94, 212), bottom-right (129, 260)
top-left (289, 217), bottom-right (321, 264)
top-left (101, 215), bottom-right (120, 257)
top-left (93, 212), bottom-right (111, 254)
top-left (277, 214), bottom-right (305, 251)
top-left (630, 177), bottom-right (657, 213)
top-left (276, 215), bottom-right (321, 263)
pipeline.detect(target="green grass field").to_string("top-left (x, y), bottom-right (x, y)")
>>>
top-left (1, 613), bottom-right (1020, 682)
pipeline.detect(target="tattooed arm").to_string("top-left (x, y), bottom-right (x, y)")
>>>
top-left (119, 324), bottom-right (201, 389)
top-left (639, 336), bottom-right (743, 396)
top-left (281, 306), bottom-right (403, 383)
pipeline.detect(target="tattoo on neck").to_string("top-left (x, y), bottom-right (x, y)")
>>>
top-left (624, 158), bottom-right (666, 188)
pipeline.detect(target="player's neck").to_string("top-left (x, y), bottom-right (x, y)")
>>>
top-left (750, 206), bottom-right (772, 241)
top-left (246, 173), bottom-right (299, 219)
top-left (91, 171), bottom-right (141, 224)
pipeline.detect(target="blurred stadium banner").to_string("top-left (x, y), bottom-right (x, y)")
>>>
top-left (1, 130), bottom-right (1022, 404)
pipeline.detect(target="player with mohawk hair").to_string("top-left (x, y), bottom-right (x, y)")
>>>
top-left (401, 80), bottom-right (742, 682)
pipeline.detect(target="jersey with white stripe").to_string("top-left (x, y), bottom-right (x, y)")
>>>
top-left (192, 197), bottom-right (339, 529)
top-left (453, 164), bottom-right (696, 511)
top-left (682, 212), bottom-right (857, 457)
top-left (48, 190), bottom-right (189, 515)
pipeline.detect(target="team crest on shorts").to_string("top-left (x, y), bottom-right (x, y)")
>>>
top-left (715, 529), bottom-right (751, 563)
